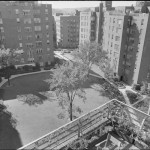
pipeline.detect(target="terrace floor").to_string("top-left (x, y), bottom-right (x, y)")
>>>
top-left (87, 131), bottom-right (140, 150)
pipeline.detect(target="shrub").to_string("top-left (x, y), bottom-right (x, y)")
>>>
top-left (44, 62), bottom-right (49, 67)
top-left (22, 65), bottom-right (30, 71)
top-left (126, 90), bottom-right (139, 104)
top-left (32, 63), bottom-right (41, 71)
top-left (22, 65), bottom-right (33, 72)
top-left (4, 72), bottom-right (11, 79)
top-left (35, 62), bottom-right (40, 69)
top-left (8, 65), bottom-right (16, 70)
top-left (133, 84), bottom-right (141, 91)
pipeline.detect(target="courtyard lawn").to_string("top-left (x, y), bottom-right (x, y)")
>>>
top-left (0, 71), bottom-right (52, 100)
top-left (0, 72), bottom-right (110, 148)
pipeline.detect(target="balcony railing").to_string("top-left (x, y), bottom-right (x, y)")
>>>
top-left (18, 99), bottom-right (150, 150)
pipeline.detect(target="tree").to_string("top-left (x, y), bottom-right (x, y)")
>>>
top-left (72, 41), bottom-right (107, 76)
top-left (0, 47), bottom-right (23, 86)
top-left (101, 61), bottom-right (115, 81)
top-left (140, 81), bottom-right (150, 95)
top-left (47, 61), bottom-right (88, 121)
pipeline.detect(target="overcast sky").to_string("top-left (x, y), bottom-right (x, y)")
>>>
top-left (40, 1), bottom-right (136, 9)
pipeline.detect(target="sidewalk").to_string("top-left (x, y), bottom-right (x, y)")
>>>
top-left (0, 69), bottom-right (51, 88)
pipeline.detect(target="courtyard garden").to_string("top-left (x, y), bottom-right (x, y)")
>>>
top-left (0, 71), bottom-right (110, 149)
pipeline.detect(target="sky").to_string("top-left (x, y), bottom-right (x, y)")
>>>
top-left (40, 1), bottom-right (136, 9)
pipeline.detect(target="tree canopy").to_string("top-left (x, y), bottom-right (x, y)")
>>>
top-left (72, 41), bottom-right (107, 74)
top-left (0, 48), bottom-right (23, 67)
top-left (0, 47), bottom-right (23, 85)
top-left (47, 62), bottom-right (89, 121)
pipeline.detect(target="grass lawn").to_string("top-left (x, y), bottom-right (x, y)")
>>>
top-left (0, 71), bottom-right (52, 100)
top-left (0, 71), bottom-right (110, 149)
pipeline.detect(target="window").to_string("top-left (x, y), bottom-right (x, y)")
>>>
top-left (36, 48), bottom-right (43, 53)
top-left (19, 43), bottom-right (23, 47)
top-left (116, 27), bottom-right (121, 33)
top-left (47, 48), bottom-right (50, 51)
top-left (17, 18), bottom-right (20, 23)
top-left (24, 18), bottom-right (31, 24)
top-left (46, 25), bottom-right (49, 29)
top-left (26, 43), bottom-right (33, 48)
top-left (0, 27), bottom-right (4, 32)
top-left (34, 9), bottom-right (40, 14)
top-left (1, 36), bottom-right (5, 42)
top-left (45, 17), bottom-right (48, 21)
top-left (47, 33), bottom-right (49, 38)
top-left (141, 19), bottom-right (144, 25)
top-left (34, 26), bottom-right (41, 31)
top-left (23, 10), bottom-right (30, 16)
top-left (34, 18), bottom-right (41, 23)
top-left (17, 27), bottom-right (21, 32)
top-left (114, 44), bottom-right (119, 51)
top-left (113, 18), bottom-right (115, 23)
top-left (26, 35), bottom-right (32, 40)
top-left (112, 35), bottom-right (113, 39)
top-left (47, 40), bottom-right (50, 44)
top-left (139, 38), bottom-right (141, 44)
top-left (111, 43), bottom-right (113, 47)
top-left (15, 9), bottom-right (19, 14)
top-left (25, 27), bottom-right (32, 32)
top-left (45, 9), bottom-right (48, 14)
top-left (128, 19), bottom-right (131, 26)
top-left (35, 34), bottom-right (42, 39)
top-left (115, 36), bottom-right (120, 41)
top-left (18, 35), bottom-right (22, 40)
top-left (117, 19), bottom-right (122, 26)
top-left (36, 41), bottom-right (42, 47)
top-left (0, 18), bottom-right (3, 24)
top-left (39, 56), bottom-right (43, 61)
top-left (112, 26), bottom-right (114, 31)
top-left (129, 37), bottom-right (134, 44)
top-left (28, 50), bottom-right (32, 57)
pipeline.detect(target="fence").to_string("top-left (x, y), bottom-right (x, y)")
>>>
top-left (18, 99), bottom-right (150, 150)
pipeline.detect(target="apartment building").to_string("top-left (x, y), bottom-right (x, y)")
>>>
top-left (52, 16), bottom-right (57, 49)
top-left (0, 1), bottom-right (54, 66)
top-left (79, 10), bottom-right (98, 44)
top-left (103, 11), bottom-right (129, 78)
top-left (80, 2), bottom-right (113, 44)
top-left (102, 6), bottom-right (150, 85)
top-left (55, 13), bottom-right (80, 49)
top-left (127, 13), bottom-right (150, 85)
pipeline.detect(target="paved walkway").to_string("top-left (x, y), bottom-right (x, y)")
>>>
top-left (0, 69), bottom-right (51, 88)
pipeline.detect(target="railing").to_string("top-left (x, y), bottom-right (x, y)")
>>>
top-left (18, 99), bottom-right (150, 150)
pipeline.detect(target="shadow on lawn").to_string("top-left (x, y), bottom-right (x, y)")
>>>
top-left (0, 88), bottom-right (5, 100)
top-left (80, 69), bottom-right (104, 89)
top-left (0, 68), bottom-right (108, 105)
top-left (0, 104), bottom-right (22, 149)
